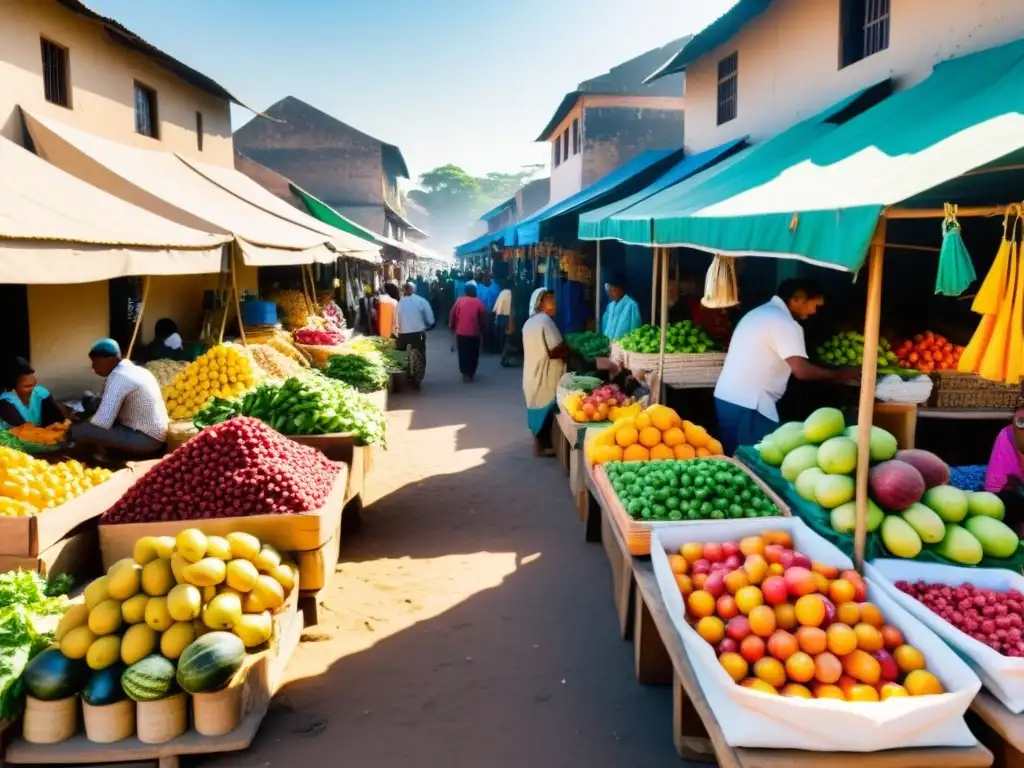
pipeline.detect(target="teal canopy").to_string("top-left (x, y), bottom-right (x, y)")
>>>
top-left (610, 40), bottom-right (1024, 272)
top-left (514, 149), bottom-right (682, 247)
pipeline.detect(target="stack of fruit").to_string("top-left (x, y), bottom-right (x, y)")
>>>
top-left (248, 344), bottom-right (307, 380)
top-left (673, 530), bottom-right (946, 700)
top-left (565, 332), bottom-right (610, 361)
top-left (892, 332), bottom-right (965, 373)
top-left (756, 409), bottom-right (1020, 564)
top-left (607, 459), bottom-right (781, 522)
top-left (562, 384), bottom-right (637, 423)
top-left (619, 321), bottom-right (722, 355)
top-left (587, 405), bottom-right (723, 464)
top-left (25, 528), bottom-right (296, 710)
top-left (0, 448), bottom-right (112, 517)
top-left (145, 360), bottom-right (189, 389)
top-left (816, 332), bottom-right (900, 369)
top-left (9, 421), bottom-right (69, 446)
top-left (163, 344), bottom-right (259, 421)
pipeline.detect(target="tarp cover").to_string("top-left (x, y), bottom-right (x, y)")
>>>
top-left (611, 40), bottom-right (1024, 271)
top-left (0, 135), bottom-right (229, 284)
top-left (514, 149), bottom-right (682, 247)
top-left (24, 112), bottom-right (340, 267)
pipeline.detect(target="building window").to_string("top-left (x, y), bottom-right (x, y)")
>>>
top-left (195, 112), bottom-right (204, 151)
top-left (717, 52), bottom-right (738, 125)
top-left (562, 129), bottom-right (569, 162)
top-left (841, 0), bottom-right (890, 68)
top-left (571, 118), bottom-right (579, 155)
top-left (40, 38), bottom-right (70, 107)
top-left (134, 82), bottom-right (159, 138)
top-left (553, 139), bottom-right (561, 168)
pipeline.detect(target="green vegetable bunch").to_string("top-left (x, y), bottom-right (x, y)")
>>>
top-left (618, 321), bottom-right (721, 355)
top-left (816, 331), bottom-right (899, 368)
top-left (324, 353), bottom-right (389, 393)
top-left (606, 459), bottom-right (780, 522)
top-left (566, 332), bottom-right (610, 361)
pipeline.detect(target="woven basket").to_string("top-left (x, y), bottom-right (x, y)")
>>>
top-left (620, 351), bottom-right (726, 389)
top-left (927, 371), bottom-right (1021, 410)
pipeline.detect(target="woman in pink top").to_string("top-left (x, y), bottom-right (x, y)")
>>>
top-left (449, 282), bottom-right (488, 381)
top-left (985, 403), bottom-right (1024, 493)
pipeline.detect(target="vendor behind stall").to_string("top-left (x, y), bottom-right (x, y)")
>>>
top-left (70, 339), bottom-right (168, 456)
top-left (983, 395), bottom-right (1024, 534)
top-left (714, 279), bottom-right (856, 455)
top-left (141, 318), bottom-right (188, 362)
top-left (602, 274), bottom-right (642, 341)
top-left (0, 358), bottom-right (74, 428)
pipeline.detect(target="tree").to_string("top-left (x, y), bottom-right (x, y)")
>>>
top-left (408, 164), bottom-right (481, 223)
top-left (475, 165), bottom-right (545, 207)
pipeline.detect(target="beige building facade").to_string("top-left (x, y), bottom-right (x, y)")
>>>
top-left (683, 0), bottom-right (1024, 154)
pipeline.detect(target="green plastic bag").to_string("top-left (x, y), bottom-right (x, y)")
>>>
top-left (935, 204), bottom-right (977, 296)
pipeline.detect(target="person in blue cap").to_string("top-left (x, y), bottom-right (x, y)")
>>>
top-left (70, 339), bottom-right (168, 456)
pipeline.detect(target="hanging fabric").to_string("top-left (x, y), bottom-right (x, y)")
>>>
top-left (701, 254), bottom-right (739, 308)
top-left (934, 204), bottom-right (977, 296)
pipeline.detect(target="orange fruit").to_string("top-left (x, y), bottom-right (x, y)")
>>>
top-left (836, 602), bottom-right (861, 626)
top-left (697, 616), bottom-right (726, 644)
top-left (734, 586), bottom-right (764, 615)
top-left (739, 536), bottom-right (765, 556)
top-left (854, 623), bottom-right (884, 652)
top-left (859, 603), bottom-right (884, 628)
top-left (723, 570), bottom-right (749, 595)
top-left (639, 427), bottom-right (662, 448)
top-left (773, 603), bottom-right (798, 631)
top-left (812, 683), bottom-right (845, 700)
top-left (841, 649), bottom-right (881, 685)
top-left (826, 624), bottom-right (857, 656)
top-left (795, 626), bottom-right (827, 655)
top-left (687, 590), bottom-right (716, 619)
top-left (675, 574), bottom-right (693, 596)
top-left (762, 531), bottom-right (793, 548)
top-left (828, 579), bottom-right (856, 604)
top-left (847, 684), bottom-right (880, 702)
top-left (615, 427), bottom-right (639, 448)
top-left (740, 678), bottom-right (778, 695)
top-left (813, 651), bottom-right (843, 684)
top-left (766, 630), bottom-right (798, 661)
top-left (680, 543), bottom-right (703, 563)
top-left (651, 409), bottom-right (675, 432)
top-left (662, 427), bottom-right (685, 447)
top-left (622, 444), bottom-right (650, 462)
top-left (650, 443), bottom-right (674, 460)
top-left (635, 413), bottom-right (653, 430)
top-left (740, 635), bottom-right (766, 663)
top-left (695, 447), bottom-right (711, 457)
top-left (780, 683), bottom-right (812, 699)
top-left (794, 594), bottom-right (826, 627)
top-left (753, 657), bottom-right (787, 688)
top-left (719, 652), bottom-right (748, 683)
top-left (785, 651), bottom-right (816, 683)
top-left (667, 555), bottom-right (688, 575)
top-left (706, 438), bottom-right (724, 456)
top-left (594, 445), bottom-right (623, 464)
top-left (893, 645), bottom-right (925, 674)
top-left (880, 625), bottom-right (905, 650)
top-left (673, 443), bottom-right (697, 460)
top-left (880, 682), bottom-right (909, 700)
top-left (683, 423), bottom-right (710, 447)
top-left (748, 606), bottom-right (777, 638)
top-left (716, 595), bottom-right (739, 620)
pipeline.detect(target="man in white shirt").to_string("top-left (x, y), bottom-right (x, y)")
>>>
top-left (397, 282), bottom-right (436, 388)
top-left (714, 279), bottom-right (856, 455)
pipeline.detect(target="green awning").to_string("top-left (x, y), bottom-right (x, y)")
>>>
top-left (622, 40), bottom-right (1024, 271)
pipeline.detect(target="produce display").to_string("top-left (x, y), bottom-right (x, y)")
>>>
top-left (145, 360), bottom-right (189, 390)
top-left (0, 571), bottom-right (74, 720)
top-left (562, 384), bottom-right (638, 424)
top-left (675, 530), bottom-right (945, 700)
top-left (816, 332), bottom-right (899, 368)
top-left (0, 429), bottom-right (59, 456)
top-left (293, 325), bottom-right (344, 347)
top-left (163, 344), bottom-right (259, 421)
top-left (756, 408), bottom-right (1020, 563)
top-left (892, 332), bottom-right (965, 373)
top-left (9, 421), bottom-right (68, 446)
top-left (342, 337), bottom-right (405, 373)
top-left (618, 321), bottom-right (722, 355)
top-left (0, 448), bottom-right (113, 517)
top-left (192, 376), bottom-right (386, 445)
top-left (38, 527), bottom-right (295, 708)
top-left (248, 344), bottom-right (307, 381)
top-left (259, 331), bottom-right (311, 368)
top-left (895, 580), bottom-right (1024, 657)
top-left (561, 374), bottom-right (602, 393)
top-left (565, 332), bottom-right (610, 361)
top-left (101, 417), bottom-right (340, 523)
top-left (587, 405), bottom-right (723, 464)
top-left (606, 459), bottom-right (781, 522)
top-left (324, 353), bottom-right (389, 393)
top-left (269, 288), bottom-right (314, 329)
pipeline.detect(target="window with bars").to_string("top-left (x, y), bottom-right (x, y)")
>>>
top-left (134, 82), bottom-right (159, 138)
top-left (717, 52), bottom-right (738, 126)
top-left (40, 38), bottom-right (70, 107)
top-left (841, 0), bottom-right (890, 68)
top-left (195, 111), bottom-right (204, 151)
top-left (571, 118), bottom-right (580, 155)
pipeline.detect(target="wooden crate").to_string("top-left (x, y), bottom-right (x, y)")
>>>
top-left (968, 691), bottom-right (1024, 768)
top-left (0, 527), bottom-right (101, 582)
top-left (287, 433), bottom-right (370, 505)
top-left (99, 463), bottom-right (348, 569)
top-left (0, 470), bottom-right (135, 557)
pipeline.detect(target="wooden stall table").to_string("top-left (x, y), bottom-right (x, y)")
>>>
top-left (555, 409), bottom-right (595, 518)
top-left (969, 692), bottom-right (1024, 768)
top-left (584, 459), bottom-right (636, 640)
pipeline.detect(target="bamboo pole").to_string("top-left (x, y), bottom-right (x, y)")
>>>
top-left (126, 276), bottom-right (151, 359)
top-left (884, 204), bottom-right (1016, 220)
top-left (595, 240), bottom-right (602, 331)
top-left (232, 248), bottom-right (247, 346)
top-left (657, 247), bottom-right (670, 404)
top-left (650, 249), bottom-right (658, 322)
top-left (853, 220), bottom-right (887, 571)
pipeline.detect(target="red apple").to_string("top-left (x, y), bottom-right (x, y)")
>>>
top-left (721, 541), bottom-right (740, 559)
top-left (726, 616), bottom-right (751, 641)
top-left (872, 650), bottom-right (899, 682)
top-left (692, 559), bottom-right (711, 575)
top-left (784, 567), bottom-right (817, 597)
top-left (704, 543), bottom-right (724, 563)
top-left (716, 638), bottom-right (739, 656)
top-left (792, 552), bottom-right (813, 570)
top-left (779, 550), bottom-right (796, 570)
top-left (704, 571), bottom-right (726, 599)
top-left (761, 575), bottom-right (789, 606)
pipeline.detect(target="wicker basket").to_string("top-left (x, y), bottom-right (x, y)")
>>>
top-left (927, 371), bottom-right (1021, 410)
top-left (620, 351), bottom-right (726, 389)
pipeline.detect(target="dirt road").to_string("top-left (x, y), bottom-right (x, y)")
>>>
top-left (196, 331), bottom-right (678, 767)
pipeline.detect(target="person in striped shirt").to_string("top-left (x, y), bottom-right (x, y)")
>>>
top-left (70, 339), bottom-right (168, 456)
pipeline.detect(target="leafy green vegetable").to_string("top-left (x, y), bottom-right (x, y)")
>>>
top-left (566, 332), bottom-right (610, 361)
top-left (324, 353), bottom-right (389, 392)
top-left (0, 571), bottom-right (71, 615)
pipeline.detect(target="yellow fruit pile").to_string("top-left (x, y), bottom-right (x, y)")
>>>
top-left (163, 344), bottom-right (258, 420)
top-left (0, 448), bottom-right (112, 516)
top-left (57, 528), bottom-right (296, 670)
top-left (587, 405), bottom-right (724, 465)
top-left (268, 289), bottom-right (314, 329)
top-left (562, 392), bottom-right (641, 423)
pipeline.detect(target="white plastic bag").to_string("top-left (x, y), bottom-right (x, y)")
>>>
top-left (868, 559), bottom-right (1024, 713)
top-left (875, 374), bottom-right (934, 404)
top-left (650, 520), bottom-right (981, 751)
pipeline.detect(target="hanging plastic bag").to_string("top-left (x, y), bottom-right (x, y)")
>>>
top-left (935, 204), bottom-right (976, 296)
top-left (701, 255), bottom-right (739, 308)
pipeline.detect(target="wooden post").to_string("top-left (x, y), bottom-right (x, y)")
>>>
top-left (126, 275), bottom-right (151, 359)
top-left (658, 248), bottom-right (670, 404)
top-left (854, 219), bottom-right (887, 570)
top-left (232, 247), bottom-right (247, 346)
top-left (595, 240), bottom-right (602, 328)
top-left (650, 248), bottom-right (658, 322)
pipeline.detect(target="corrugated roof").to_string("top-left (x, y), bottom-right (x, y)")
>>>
top-left (480, 197), bottom-right (516, 222)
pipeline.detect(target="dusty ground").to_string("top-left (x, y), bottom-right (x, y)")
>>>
top-left (195, 331), bottom-right (677, 767)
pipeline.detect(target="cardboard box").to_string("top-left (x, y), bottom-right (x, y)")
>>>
top-left (0, 527), bottom-right (101, 580)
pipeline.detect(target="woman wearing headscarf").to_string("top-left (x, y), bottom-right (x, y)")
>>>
top-left (0, 358), bottom-right (74, 429)
top-left (142, 318), bottom-right (188, 362)
top-left (522, 290), bottom-right (568, 457)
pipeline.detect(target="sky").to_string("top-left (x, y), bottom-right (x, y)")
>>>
top-left (88, 0), bottom-right (738, 183)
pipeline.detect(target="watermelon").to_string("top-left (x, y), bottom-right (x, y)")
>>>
top-left (23, 649), bottom-right (90, 701)
top-left (121, 655), bottom-right (177, 702)
top-left (82, 664), bottom-right (128, 707)
top-left (176, 632), bottom-right (245, 694)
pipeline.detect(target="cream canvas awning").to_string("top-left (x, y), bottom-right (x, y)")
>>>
top-left (0, 134), bottom-right (229, 284)
top-left (23, 112), bottom-right (371, 267)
